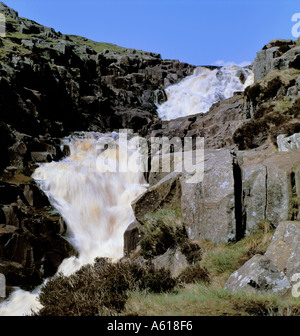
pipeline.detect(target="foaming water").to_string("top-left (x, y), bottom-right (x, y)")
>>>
top-left (0, 132), bottom-right (146, 316)
top-left (157, 65), bottom-right (254, 120)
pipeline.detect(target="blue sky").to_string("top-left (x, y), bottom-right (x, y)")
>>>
top-left (2, 0), bottom-right (300, 66)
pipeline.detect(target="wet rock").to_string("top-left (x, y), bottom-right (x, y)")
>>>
top-left (21, 183), bottom-right (50, 207)
top-left (31, 152), bottom-right (53, 163)
top-left (0, 205), bottom-right (20, 228)
top-left (147, 95), bottom-right (246, 150)
top-left (0, 213), bottom-right (76, 289)
top-left (0, 182), bottom-right (26, 205)
top-left (123, 221), bottom-right (142, 257)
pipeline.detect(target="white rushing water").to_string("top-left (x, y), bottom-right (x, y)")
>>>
top-left (0, 64), bottom-right (254, 316)
top-left (157, 65), bottom-right (254, 120)
top-left (0, 132), bottom-right (147, 316)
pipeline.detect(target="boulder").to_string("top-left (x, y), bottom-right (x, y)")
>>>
top-left (277, 133), bottom-right (300, 152)
top-left (123, 221), bottom-right (142, 257)
top-left (265, 221), bottom-right (300, 280)
top-left (151, 247), bottom-right (189, 278)
top-left (31, 152), bottom-right (53, 163)
top-left (225, 221), bottom-right (300, 295)
top-left (224, 254), bottom-right (290, 295)
top-left (132, 171), bottom-right (182, 223)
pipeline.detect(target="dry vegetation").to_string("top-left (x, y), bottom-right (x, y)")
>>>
top-left (33, 219), bottom-right (300, 316)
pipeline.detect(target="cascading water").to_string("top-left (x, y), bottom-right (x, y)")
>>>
top-left (0, 64), bottom-right (254, 316)
top-left (157, 65), bottom-right (254, 120)
top-left (0, 132), bottom-right (147, 316)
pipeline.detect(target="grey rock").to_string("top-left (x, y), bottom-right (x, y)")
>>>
top-left (0, 2), bottom-right (18, 20)
top-left (224, 254), bottom-right (291, 295)
top-left (265, 221), bottom-right (300, 281)
top-left (132, 171), bottom-right (182, 224)
top-left (180, 149), bottom-right (236, 243)
top-left (277, 133), bottom-right (300, 152)
top-left (123, 220), bottom-right (142, 257)
top-left (152, 247), bottom-right (189, 278)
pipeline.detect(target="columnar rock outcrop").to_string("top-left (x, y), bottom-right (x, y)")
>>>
top-left (131, 148), bottom-right (300, 247)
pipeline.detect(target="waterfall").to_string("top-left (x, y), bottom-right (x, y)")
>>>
top-left (0, 64), bottom-right (254, 316)
top-left (0, 132), bottom-right (147, 316)
top-left (157, 65), bottom-right (254, 120)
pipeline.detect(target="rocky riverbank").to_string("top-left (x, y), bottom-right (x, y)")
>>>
top-left (1, 0), bottom-right (300, 302)
top-left (125, 37), bottom-right (300, 297)
top-left (0, 1), bottom-right (195, 290)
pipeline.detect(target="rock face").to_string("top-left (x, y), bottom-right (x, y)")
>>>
top-left (0, 2), bottom-right (197, 291)
top-left (0, 180), bottom-right (76, 290)
top-left (232, 39), bottom-right (300, 151)
top-left (277, 133), bottom-right (300, 152)
top-left (180, 149), bottom-right (237, 243)
top-left (239, 150), bottom-right (300, 234)
top-left (147, 94), bottom-right (247, 150)
top-left (0, 2), bottom-right (195, 146)
top-left (253, 39), bottom-right (296, 82)
top-left (136, 147), bottom-right (300, 245)
top-left (123, 221), bottom-right (142, 257)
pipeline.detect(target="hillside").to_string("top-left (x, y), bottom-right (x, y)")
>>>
top-left (0, 2), bottom-right (300, 316)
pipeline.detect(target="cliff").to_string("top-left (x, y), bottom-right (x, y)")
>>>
top-left (0, 1), bottom-right (195, 289)
top-left (1, 1), bottom-right (300, 310)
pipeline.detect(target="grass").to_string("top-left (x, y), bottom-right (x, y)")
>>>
top-left (125, 283), bottom-right (300, 316)
top-left (260, 69), bottom-right (300, 88)
top-left (199, 220), bottom-right (274, 286)
top-left (234, 65), bottom-right (300, 150)
top-left (123, 220), bottom-right (299, 316)
top-left (0, 13), bottom-right (151, 61)
top-left (67, 35), bottom-right (148, 56)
